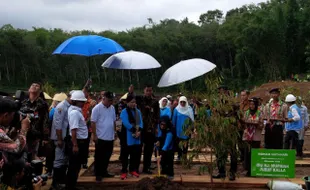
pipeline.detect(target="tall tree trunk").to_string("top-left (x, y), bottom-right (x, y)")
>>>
top-left (136, 71), bottom-right (140, 88)
top-left (93, 59), bottom-right (101, 86)
top-left (128, 70), bottom-right (132, 84)
top-left (103, 69), bottom-right (107, 82)
top-left (228, 48), bottom-right (234, 77)
top-left (5, 59), bottom-right (10, 82)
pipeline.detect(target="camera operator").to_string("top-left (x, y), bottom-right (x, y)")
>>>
top-left (19, 82), bottom-right (49, 161)
top-left (0, 97), bottom-right (30, 157)
top-left (0, 158), bottom-right (43, 190)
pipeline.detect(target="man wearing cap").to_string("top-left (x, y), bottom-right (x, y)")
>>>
top-left (67, 90), bottom-right (88, 190)
top-left (50, 92), bottom-right (72, 190)
top-left (239, 90), bottom-right (250, 162)
top-left (284, 94), bottom-right (302, 150)
top-left (19, 82), bottom-right (49, 161)
top-left (264, 88), bottom-right (288, 149)
top-left (91, 91), bottom-right (116, 182)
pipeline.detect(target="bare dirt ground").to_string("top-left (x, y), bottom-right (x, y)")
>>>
top-left (250, 80), bottom-right (310, 103)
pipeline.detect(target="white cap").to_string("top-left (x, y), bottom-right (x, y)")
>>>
top-left (166, 95), bottom-right (172, 99)
top-left (285, 94), bottom-right (296, 103)
top-left (71, 90), bottom-right (87, 102)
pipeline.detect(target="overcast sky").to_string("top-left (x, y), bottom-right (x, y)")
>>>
top-left (0, 0), bottom-right (266, 32)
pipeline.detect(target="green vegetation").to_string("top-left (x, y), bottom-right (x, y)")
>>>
top-left (1, 0), bottom-right (310, 93)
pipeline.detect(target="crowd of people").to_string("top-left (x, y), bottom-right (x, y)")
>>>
top-left (0, 80), bottom-right (308, 190)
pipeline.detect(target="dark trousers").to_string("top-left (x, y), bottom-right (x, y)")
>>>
top-left (284, 130), bottom-right (298, 149)
top-left (244, 141), bottom-right (261, 173)
top-left (45, 141), bottom-right (55, 173)
top-left (238, 130), bottom-right (245, 161)
top-left (297, 140), bottom-right (304, 157)
top-left (143, 132), bottom-right (155, 171)
top-left (264, 124), bottom-right (283, 149)
top-left (94, 139), bottom-right (114, 177)
top-left (121, 145), bottom-right (142, 173)
top-left (161, 150), bottom-right (174, 177)
top-left (216, 145), bottom-right (238, 175)
top-left (176, 138), bottom-right (189, 159)
top-left (66, 139), bottom-right (88, 190)
top-left (82, 132), bottom-right (91, 165)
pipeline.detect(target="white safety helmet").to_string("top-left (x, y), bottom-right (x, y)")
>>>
top-left (285, 94), bottom-right (296, 103)
top-left (70, 90), bottom-right (87, 102)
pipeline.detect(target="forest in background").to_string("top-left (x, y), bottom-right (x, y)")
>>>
top-left (1, 0), bottom-right (310, 93)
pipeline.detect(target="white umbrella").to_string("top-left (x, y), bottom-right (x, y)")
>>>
top-left (158, 58), bottom-right (216, 88)
top-left (101, 50), bottom-right (161, 70)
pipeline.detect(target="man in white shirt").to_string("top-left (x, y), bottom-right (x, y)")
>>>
top-left (91, 91), bottom-right (116, 182)
top-left (66, 90), bottom-right (88, 190)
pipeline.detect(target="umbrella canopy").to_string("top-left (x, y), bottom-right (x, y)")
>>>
top-left (158, 58), bottom-right (216, 88)
top-left (52, 35), bottom-right (124, 57)
top-left (44, 92), bottom-right (52, 100)
top-left (102, 50), bottom-right (161, 70)
top-left (120, 93), bottom-right (128, 101)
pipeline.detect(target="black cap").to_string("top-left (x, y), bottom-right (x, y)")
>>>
top-left (126, 94), bottom-right (135, 102)
top-left (249, 97), bottom-right (259, 103)
top-left (269, 88), bottom-right (280, 93)
top-left (0, 91), bottom-right (9, 97)
top-left (218, 85), bottom-right (228, 90)
top-left (104, 91), bottom-right (114, 100)
top-left (0, 98), bottom-right (18, 113)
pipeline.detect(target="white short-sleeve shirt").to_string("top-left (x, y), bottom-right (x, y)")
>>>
top-left (68, 105), bottom-right (88, 139)
top-left (91, 103), bottom-right (116, 141)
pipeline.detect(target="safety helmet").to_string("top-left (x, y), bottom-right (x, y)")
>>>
top-left (285, 94), bottom-right (296, 103)
top-left (70, 90), bottom-right (87, 102)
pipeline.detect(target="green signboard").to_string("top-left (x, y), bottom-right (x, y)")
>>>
top-left (251, 149), bottom-right (296, 178)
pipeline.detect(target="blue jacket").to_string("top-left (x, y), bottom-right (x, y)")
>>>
top-left (286, 104), bottom-right (302, 131)
top-left (172, 109), bottom-right (193, 140)
top-left (120, 108), bottom-right (143, 146)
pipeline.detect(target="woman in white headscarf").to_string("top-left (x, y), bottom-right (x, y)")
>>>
top-left (172, 96), bottom-right (194, 160)
top-left (159, 97), bottom-right (171, 118)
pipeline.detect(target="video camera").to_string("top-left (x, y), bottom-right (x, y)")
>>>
top-left (20, 160), bottom-right (48, 189)
top-left (30, 160), bottom-right (49, 183)
top-left (10, 90), bottom-right (39, 126)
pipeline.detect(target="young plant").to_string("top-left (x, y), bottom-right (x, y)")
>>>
top-left (181, 72), bottom-right (241, 186)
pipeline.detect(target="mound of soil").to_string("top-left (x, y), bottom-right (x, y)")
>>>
top-left (250, 80), bottom-right (310, 102)
top-left (122, 177), bottom-right (184, 190)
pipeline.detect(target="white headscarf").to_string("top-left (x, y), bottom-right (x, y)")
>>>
top-left (176, 96), bottom-right (194, 121)
top-left (159, 97), bottom-right (169, 109)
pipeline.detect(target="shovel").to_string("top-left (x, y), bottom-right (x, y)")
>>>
top-left (153, 148), bottom-right (166, 178)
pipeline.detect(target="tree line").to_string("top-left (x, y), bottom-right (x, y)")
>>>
top-left (0, 0), bottom-right (310, 93)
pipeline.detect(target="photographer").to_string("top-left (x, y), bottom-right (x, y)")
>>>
top-left (0, 159), bottom-right (43, 190)
top-left (0, 98), bottom-right (30, 156)
top-left (19, 82), bottom-right (49, 161)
